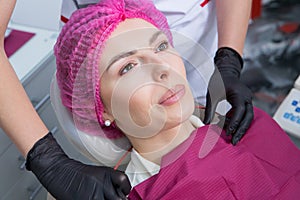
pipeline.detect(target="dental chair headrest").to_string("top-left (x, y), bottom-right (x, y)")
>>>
top-left (50, 75), bottom-right (131, 167)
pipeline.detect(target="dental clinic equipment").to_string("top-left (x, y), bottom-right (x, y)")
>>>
top-left (273, 75), bottom-right (300, 139)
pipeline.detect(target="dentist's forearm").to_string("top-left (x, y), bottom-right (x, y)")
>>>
top-left (0, 51), bottom-right (49, 157)
top-left (0, 0), bottom-right (16, 45)
top-left (216, 0), bottom-right (252, 55)
top-left (0, 0), bottom-right (49, 157)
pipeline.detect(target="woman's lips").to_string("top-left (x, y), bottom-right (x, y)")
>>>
top-left (159, 84), bottom-right (186, 106)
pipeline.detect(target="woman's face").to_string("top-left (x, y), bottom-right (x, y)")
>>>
top-left (100, 19), bottom-right (194, 138)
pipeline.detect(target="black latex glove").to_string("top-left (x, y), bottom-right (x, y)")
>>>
top-left (26, 132), bottom-right (131, 200)
top-left (203, 47), bottom-right (254, 145)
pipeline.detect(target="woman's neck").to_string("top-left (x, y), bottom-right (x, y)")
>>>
top-left (128, 119), bottom-right (196, 165)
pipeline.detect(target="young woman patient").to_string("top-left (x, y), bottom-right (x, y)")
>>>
top-left (52, 0), bottom-right (300, 199)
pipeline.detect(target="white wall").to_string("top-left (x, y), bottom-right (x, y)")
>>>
top-left (11, 0), bottom-right (62, 31)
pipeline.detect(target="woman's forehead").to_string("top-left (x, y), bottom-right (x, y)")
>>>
top-left (100, 19), bottom-right (163, 65)
top-left (110, 18), bottom-right (159, 39)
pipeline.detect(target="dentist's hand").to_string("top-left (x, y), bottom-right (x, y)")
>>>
top-left (204, 47), bottom-right (254, 145)
top-left (26, 132), bottom-right (131, 200)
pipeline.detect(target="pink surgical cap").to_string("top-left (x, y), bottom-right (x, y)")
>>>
top-left (54, 0), bottom-right (172, 138)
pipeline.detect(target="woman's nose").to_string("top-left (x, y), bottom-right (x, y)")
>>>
top-left (142, 51), bottom-right (170, 82)
top-left (152, 64), bottom-right (170, 82)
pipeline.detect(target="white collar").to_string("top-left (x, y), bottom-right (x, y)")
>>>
top-left (125, 148), bottom-right (160, 187)
top-left (125, 115), bottom-right (203, 186)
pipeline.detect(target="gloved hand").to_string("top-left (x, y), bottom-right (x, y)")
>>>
top-left (26, 132), bottom-right (131, 200)
top-left (203, 47), bottom-right (254, 145)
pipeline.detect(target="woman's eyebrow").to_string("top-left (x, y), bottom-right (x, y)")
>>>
top-left (149, 31), bottom-right (164, 45)
top-left (106, 31), bottom-right (164, 70)
top-left (107, 50), bottom-right (137, 70)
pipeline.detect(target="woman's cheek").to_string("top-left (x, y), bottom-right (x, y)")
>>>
top-left (174, 58), bottom-right (187, 77)
top-left (128, 86), bottom-right (155, 127)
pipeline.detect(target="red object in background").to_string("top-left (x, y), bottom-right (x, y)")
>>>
top-left (279, 22), bottom-right (300, 34)
top-left (61, 15), bottom-right (69, 23)
top-left (4, 30), bottom-right (35, 58)
top-left (251, 0), bottom-right (261, 20)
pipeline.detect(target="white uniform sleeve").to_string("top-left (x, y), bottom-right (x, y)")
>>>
top-left (153, 0), bottom-right (217, 57)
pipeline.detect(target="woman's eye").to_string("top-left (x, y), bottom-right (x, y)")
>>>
top-left (119, 63), bottom-right (136, 75)
top-left (156, 41), bottom-right (169, 52)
